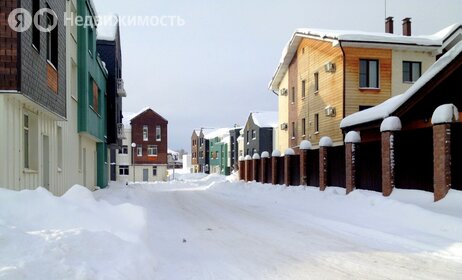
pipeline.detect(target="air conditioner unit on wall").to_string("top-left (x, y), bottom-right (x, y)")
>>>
top-left (324, 62), bottom-right (336, 73)
top-left (325, 106), bottom-right (336, 117)
top-left (280, 123), bottom-right (288, 130)
top-left (280, 88), bottom-right (288, 96)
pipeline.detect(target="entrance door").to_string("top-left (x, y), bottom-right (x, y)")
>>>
top-left (143, 168), bottom-right (149, 182)
top-left (42, 135), bottom-right (50, 190)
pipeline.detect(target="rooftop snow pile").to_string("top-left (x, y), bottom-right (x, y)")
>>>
top-left (122, 108), bottom-right (151, 128)
top-left (340, 40), bottom-right (462, 129)
top-left (431, 104), bottom-right (460, 124)
top-left (204, 128), bottom-right (232, 140)
top-left (251, 111), bottom-right (278, 128)
top-left (97, 14), bottom-right (119, 41)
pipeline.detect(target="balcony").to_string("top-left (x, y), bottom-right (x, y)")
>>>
top-left (117, 123), bottom-right (126, 139)
top-left (117, 78), bottom-right (127, 97)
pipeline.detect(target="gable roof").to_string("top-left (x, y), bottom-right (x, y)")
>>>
top-left (123, 107), bottom-right (168, 128)
top-left (269, 24), bottom-right (462, 91)
top-left (340, 40), bottom-right (462, 130)
top-left (204, 128), bottom-right (232, 140)
top-left (249, 111), bottom-right (278, 128)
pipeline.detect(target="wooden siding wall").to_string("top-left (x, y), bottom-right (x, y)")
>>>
top-left (296, 39), bottom-right (344, 147)
top-left (344, 47), bottom-right (392, 117)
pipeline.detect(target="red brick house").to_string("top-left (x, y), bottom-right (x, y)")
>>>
top-left (117, 108), bottom-right (168, 182)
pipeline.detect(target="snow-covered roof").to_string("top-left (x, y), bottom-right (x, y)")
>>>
top-left (269, 24), bottom-right (461, 91)
top-left (97, 15), bottom-right (119, 41)
top-left (204, 128), bottom-right (231, 140)
top-left (122, 107), bottom-right (151, 127)
top-left (341, 40), bottom-right (462, 129)
top-left (251, 111), bottom-right (278, 128)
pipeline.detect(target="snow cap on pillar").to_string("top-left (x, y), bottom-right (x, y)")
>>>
top-left (319, 136), bottom-right (333, 147)
top-left (380, 116), bottom-right (402, 132)
top-left (344, 131), bottom-right (361, 143)
top-left (261, 151), bottom-right (270, 158)
top-left (300, 140), bottom-right (312, 150)
top-left (272, 150), bottom-right (281, 157)
top-left (244, 155), bottom-right (252, 161)
top-left (431, 104), bottom-right (459, 125)
top-left (284, 148), bottom-right (295, 156)
top-left (239, 156), bottom-right (245, 161)
top-left (252, 153), bottom-right (260, 160)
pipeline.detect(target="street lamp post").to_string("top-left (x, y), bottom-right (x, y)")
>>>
top-left (131, 142), bottom-right (136, 183)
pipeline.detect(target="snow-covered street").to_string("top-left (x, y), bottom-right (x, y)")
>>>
top-left (2, 174), bottom-right (462, 279)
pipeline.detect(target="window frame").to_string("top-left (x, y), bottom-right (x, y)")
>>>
top-left (314, 72), bottom-right (319, 93)
top-left (24, 114), bottom-right (30, 169)
top-left (119, 165), bottom-right (129, 176)
top-left (137, 146), bottom-right (143, 157)
top-left (302, 118), bottom-right (306, 137)
top-left (156, 125), bottom-right (161, 141)
top-left (314, 113), bottom-right (320, 134)
top-left (143, 125), bottom-right (149, 141)
top-left (148, 145), bottom-right (158, 157)
top-left (301, 80), bottom-right (306, 98)
top-left (291, 122), bottom-right (296, 139)
top-left (152, 166), bottom-right (157, 176)
top-left (403, 61), bottom-right (422, 83)
top-left (359, 59), bottom-right (379, 89)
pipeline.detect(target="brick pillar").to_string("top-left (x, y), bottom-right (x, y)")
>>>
top-left (252, 159), bottom-right (259, 182)
top-left (238, 160), bottom-right (245, 181)
top-left (300, 150), bottom-right (308, 186)
top-left (433, 124), bottom-right (452, 201)
top-left (261, 157), bottom-right (269, 184)
top-left (245, 159), bottom-right (252, 182)
top-left (284, 155), bottom-right (292, 186)
top-left (319, 147), bottom-right (329, 191)
top-left (271, 156), bottom-right (278, 185)
top-left (381, 131), bottom-right (396, 196)
top-left (345, 143), bottom-right (358, 194)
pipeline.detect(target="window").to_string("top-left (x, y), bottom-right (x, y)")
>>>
top-left (246, 149), bottom-right (249, 156)
top-left (24, 115), bottom-right (30, 169)
top-left (143, 125), bottom-right (148, 141)
top-left (314, 114), bottom-right (319, 133)
top-left (200, 138), bottom-right (203, 146)
top-left (403, 61), bottom-right (421, 83)
top-left (301, 80), bottom-right (306, 98)
top-left (71, 60), bottom-right (78, 100)
top-left (88, 25), bottom-right (94, 56)
top-left (156, 125), bottom-right (161, 141)
top-left (148, 145), bottom-right (158, 156)
top-left (46, 6), bottom-right (58, 68)
top-left (137, 146), bottom-right (143, 157)
top-left (32, 0), bottom-right (40, 50)
top-left (119, 165), bottom-right (129, 176)
top-left (246, 131), bottom-right (250, 143)
top-left (360, 59), bottom-right (379, 88)
top-left (302, 118), bottom-right (306, 136)
top-left (57, 126), bottom-right (63, 170)
top-left (252, 130), bottom-right (256, 139)
top-left (291, 86), bottom-right (295, 103)
top-left (291, 122), bottom-right (296, 139)
top-left (199, 151), bottom-right (203, 159)
top-left (153, 166), bottom-right (157, 176)
top-left (119, 145), bottom-right (128, 154)
top-left (314, 72), bottom-right (319, 93)
top-left (89, 77), bottom-right (99, 113)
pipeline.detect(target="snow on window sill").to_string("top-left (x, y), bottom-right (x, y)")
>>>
top-left (359, 87), bottom-right (381, 91)
top-left (23, 168), bottom-right (38, 174)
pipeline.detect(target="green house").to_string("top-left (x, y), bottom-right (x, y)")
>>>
top-left (78, 0), bottom-right (108, 188)
top-left (209, 137), bottom-right (230, 176)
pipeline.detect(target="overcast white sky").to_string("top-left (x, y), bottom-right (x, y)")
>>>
top-left (94, 0), bottom-right (461, 151)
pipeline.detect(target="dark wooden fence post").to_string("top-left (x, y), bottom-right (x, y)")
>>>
top-left (271, 150), bottom-right (281, 185)
top-left (431, 104), bottom-right (458, 201)
top-left (345, 131), bottom-right (361, 194)
top-left (299, 140), bottom-right (312, 186)
top-left (261, 152), bottom-right (270, 184)
top-left (380, 117), bottom-right (401, 197)
top-left (252, 153), bottom-right (260, 183)
top-left (284, 149), bottom-right (295, 186)
top-left (238, 156), bottom-right (245, 181)
top-left (319, 137), bottom-right (333, 191)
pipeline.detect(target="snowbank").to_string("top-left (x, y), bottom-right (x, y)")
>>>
top-left (432, 104), bottom-right (459, 124)
top-left (0, 186), bottom-right (155, 279)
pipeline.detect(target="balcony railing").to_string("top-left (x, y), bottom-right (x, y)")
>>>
top-left (117, 123), bottom-right (126, 139)
top-left (117, 78), bottom-right (127, 97)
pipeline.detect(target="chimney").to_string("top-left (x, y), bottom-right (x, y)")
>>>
top-left (402, 18), bottom-right (412, 36)
top-left (385, 17), bottom-right (394, 34)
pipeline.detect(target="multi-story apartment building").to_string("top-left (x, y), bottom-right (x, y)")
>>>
top-left (0, 0), bottom-right (68, 193)
top-left (77, 0), bottom-right (108, 188)
top-left (117, 108), bottom-right (168, 182)
top-left (198, 129), bottom-right (210, 173)
top-left (97, 15), bottom-right (127, 181)
top-left (243, 112), bottom-right (278, 156)
top-left (228, 128), bottom-right (241, 172)
top-left (269, 19), bottom-right (462, 150)
top-left (208, 128), bottom-right (231, 175)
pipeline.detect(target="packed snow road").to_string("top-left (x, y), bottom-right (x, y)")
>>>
top-left (2, 173), bottom-right (462, 279)
top-left (97, 174), bottom-right (462, 280)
